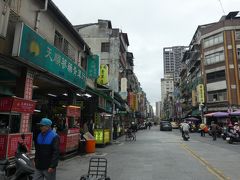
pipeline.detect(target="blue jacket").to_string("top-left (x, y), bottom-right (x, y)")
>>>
top-left (35, 130), bottom-right (60, 170)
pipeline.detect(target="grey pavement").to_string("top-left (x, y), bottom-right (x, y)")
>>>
top-left (56, 126), bottom-right (240, 180)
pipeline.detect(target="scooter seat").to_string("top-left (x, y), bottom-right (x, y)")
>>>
top-left (0, 160), bottom-right (8, 165)
top-left (0, 159), bottom-right (9, 171)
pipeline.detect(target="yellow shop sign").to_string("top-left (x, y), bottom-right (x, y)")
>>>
top-left (97, 64), bottom-right (109, 85)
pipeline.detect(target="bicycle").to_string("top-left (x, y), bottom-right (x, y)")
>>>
top-left (125, 129), bottom-right (136, 141)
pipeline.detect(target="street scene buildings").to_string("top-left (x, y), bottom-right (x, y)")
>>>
top-left (0, 0), bottom-right (153, 161)
top-left (1, 0), bottom-right (240, 179)
top-left (160, 11), bottom-right (240, 123)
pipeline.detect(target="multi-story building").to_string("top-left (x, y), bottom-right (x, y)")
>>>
top-left (0, 0), bottom-right (94, 158)
top-left (180, 11), bottom-right (240, 117)
top-left (161, 73), bottom-right (174, 102)
top-left (201, 11), bottom-right (240, 112)
top-left (155, 101), bottom-right (161, 118)
top-left (75, 19), bottom-right (149, 128)
top-left (163, 46), bottom-right (189, 82)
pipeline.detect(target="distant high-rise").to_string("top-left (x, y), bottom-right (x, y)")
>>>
top-left (163, 46), bottom-right (189, 81)
top-left (155, 101), bottom-right (161, 118)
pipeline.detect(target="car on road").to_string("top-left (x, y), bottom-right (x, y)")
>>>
top-left (160, 121), bottom-right (172, 131)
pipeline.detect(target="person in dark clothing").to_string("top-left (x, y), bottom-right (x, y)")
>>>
top-left (210, 121), bottom-right (219, 141)
top-left (33, 118), bottom-right (60, 180)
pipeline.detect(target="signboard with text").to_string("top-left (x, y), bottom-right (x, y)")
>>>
top-left (87, 55), bottom-right (99, 79)
top-left (197, 84), bottom-right (205, 103)
top-left (0, 97), bottom-right (36, 113)
top-left (12, 23), bottom-right (86, 90)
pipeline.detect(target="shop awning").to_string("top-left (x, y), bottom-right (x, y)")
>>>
top-left (191, 109), bottom-right (201, 116)
top-left (86, 86), bottom-right (113, 102)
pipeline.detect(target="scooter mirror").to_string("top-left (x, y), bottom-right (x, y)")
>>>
top-left (21, 133), bottom-right (25, 140)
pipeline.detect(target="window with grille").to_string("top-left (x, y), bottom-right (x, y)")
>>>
top-left (63, 39), bottom-right (76, 61)
top-left (237, 48), bottom-right (240, 60)
top-left (206, 70), bottom-right (225, 83)
top-left (54, 31), bottom-right (63, 50)
top-left (208, 90), bottom-right (227, 102)
top-left (204, 33), bottom-right (223, 48)
top-left (236, 30), bottom-right (240, 40)
top-left (101, 42), bottom-right (110, 52)
top-left (204, 51), bottom-right (224, 65)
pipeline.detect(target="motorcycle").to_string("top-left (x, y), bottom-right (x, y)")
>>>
top-left (226, 131), bottom-right (240, 144)
top-left (0, 134), bottom-right (35, 180)
top-left (182, 131), bottom-right (190, 141)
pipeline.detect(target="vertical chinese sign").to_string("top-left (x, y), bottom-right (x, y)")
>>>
top-left (97, 64), bottom-right (109, 85)
top-left (197, 84), bottom-right (205, 104)
top-left (87, 55), bottom-right (99, 79)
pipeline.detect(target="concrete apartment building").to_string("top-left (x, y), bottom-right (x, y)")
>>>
top-left (179, 11), bottom-right (240, 117)
top-left (155, 101), bottom-right (161, 118)
top-left (163, 46), bottom-right (189, 82)
top-left (161, 73), bottom-right (174, 102)
top-left (75, 19), bottom-right (149, 121)
top-left (75, 20), bottom-right (133, 93)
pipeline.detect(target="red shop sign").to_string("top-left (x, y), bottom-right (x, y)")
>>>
top-left (66, 106), bottom-right (81, 117)
top-left (0, 97), bottom-right (36, 113)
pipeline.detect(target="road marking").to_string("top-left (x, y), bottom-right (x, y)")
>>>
top-left (180, 143), bottom-right (230, 180)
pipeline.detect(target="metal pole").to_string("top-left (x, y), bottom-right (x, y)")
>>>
top-left (200, 104), bottom-right (204, 124)
top-left (111, 90), bottom-right (114, 143)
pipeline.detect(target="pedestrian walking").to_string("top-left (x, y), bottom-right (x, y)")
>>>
top-left (199, 123), bottom-right (207, 137)
top-left (33, 118), bottom-right (60, 180)
top-left (210, 121), bottom-right (219, 141)
top-left (148, 122), bottom-right (152, 130)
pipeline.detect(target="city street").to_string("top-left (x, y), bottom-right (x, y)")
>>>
top-left (57, 126), bottom-right (240, 180)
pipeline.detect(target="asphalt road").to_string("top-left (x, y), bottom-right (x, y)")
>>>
top-left (57, 126), bottom-right (240, 180)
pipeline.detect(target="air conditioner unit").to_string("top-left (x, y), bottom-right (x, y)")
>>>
top-left (0, 0), bottom-right (10, 38)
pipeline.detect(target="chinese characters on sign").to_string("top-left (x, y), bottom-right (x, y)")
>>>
top-left (97, 64), bottom-right (109, 85)
top-left (197, 84), bottom-right (205, 104)
top-left (0, 97), bottom-right (36, 113)
top-left (13, 23), bottom-right (86, 90)
top-left (87, 55), bottom-right (99, 79)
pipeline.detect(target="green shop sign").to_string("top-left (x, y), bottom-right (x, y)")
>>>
top-left (87, 55), bottom-right (99, 79)
top-left (12, 23), bottom-right (86, 90)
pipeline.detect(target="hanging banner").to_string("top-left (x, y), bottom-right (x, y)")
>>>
top-left (192, 90), bottom-right (196, 106)
top-left (87, 55), bottom-right (99, 79)
top-left (121, 78), bottom-right (127, 92)
top-left (197, 84), bottom-right (205, 103)
top-left (97, 64), bottom-right (109, 85)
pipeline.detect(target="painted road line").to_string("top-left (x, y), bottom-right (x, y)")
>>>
top-left (180, 143), bottom-right (230, 180)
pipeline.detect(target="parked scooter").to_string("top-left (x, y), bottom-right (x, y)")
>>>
top-left (0, 134), bottom-right (35, 180)
top-left (182, 131), bottom-right (190, 141)
top-left (226, 131), bottom-right (240, 144)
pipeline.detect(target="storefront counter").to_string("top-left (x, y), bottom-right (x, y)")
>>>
top-left (94, 129), bottom-right (111, 145)
top-left (59, 128), bottom-right (79, 155)
top-left (0, 133), bottom-right (32, 159)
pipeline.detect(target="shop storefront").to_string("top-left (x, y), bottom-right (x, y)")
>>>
top-left (0, 97), bottom-right (36, 159)
top-left (59, 105), bottom-right (81, 155)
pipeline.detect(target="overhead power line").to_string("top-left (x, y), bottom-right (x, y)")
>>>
top-left (217, 0), bottom-right (225, 15)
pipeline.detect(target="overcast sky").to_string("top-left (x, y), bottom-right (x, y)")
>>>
top-left (52, 0), bottom-right (239, 110)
